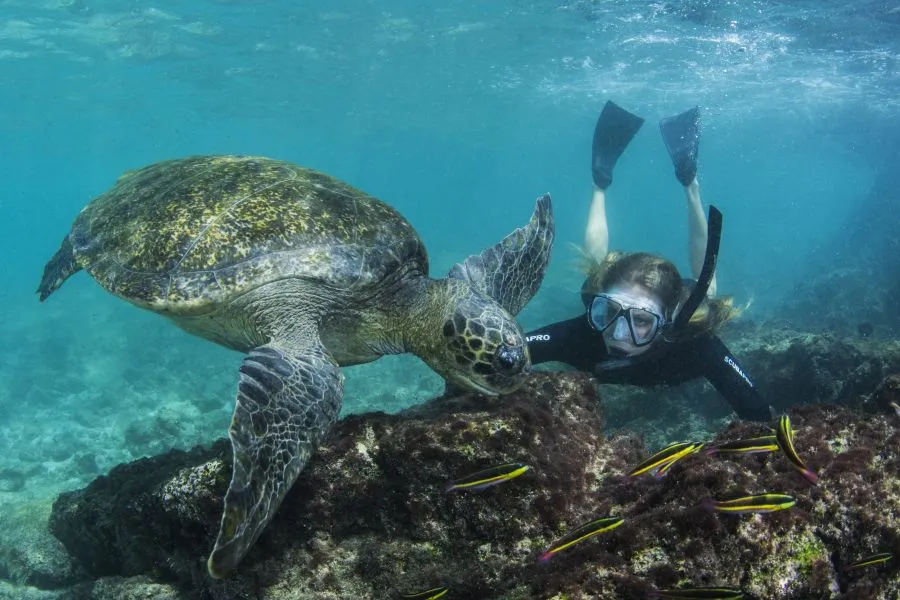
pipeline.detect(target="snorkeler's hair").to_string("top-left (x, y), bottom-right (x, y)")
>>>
top-left (580, 250), bottom-right (741, 338)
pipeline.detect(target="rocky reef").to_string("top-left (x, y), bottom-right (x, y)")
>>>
top-left (41, 352), bottom-right (900, 599)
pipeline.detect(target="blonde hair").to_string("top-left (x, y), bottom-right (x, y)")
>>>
top-left (580, 250), bottom-right (741, 339)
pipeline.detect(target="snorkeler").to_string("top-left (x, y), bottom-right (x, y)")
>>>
top-left (526, 101), bottom-right (771, 422)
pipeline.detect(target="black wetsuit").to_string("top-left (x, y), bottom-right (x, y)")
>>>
top-left (526, 316), bottom-right (770, 421)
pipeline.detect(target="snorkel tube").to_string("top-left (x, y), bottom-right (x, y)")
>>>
top-left (670, 204), bottom-right (722, 333)
top-left (595, 205), bottom-right (722, 371)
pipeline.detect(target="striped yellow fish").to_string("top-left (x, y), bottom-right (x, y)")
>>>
top-left (775, 414), bottom-right (818, 484)
top-left (705, 435), bottom-right (779, 456)
top-left (844, 552), bottom-right (892, 572)
top-left (649, 587), bottom-right (745, 599)
top-left (538, 515), bottom-right (624, 562)
top-left (399, 585), bottom-right (449, 599)
top-left (445, 462), bottom-right (529, 492)
top-left (701, 493), bottom-right (796, 514)
top-left (628, 441), bottom-right (704, 478)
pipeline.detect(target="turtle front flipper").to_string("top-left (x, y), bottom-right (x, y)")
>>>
top-left (207, 339), bottom-right (344, 578)
top-left (448, 193), bottom-right (554, 316)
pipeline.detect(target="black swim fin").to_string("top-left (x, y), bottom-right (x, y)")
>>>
top-left (659, 106), bottom-right (700, 186)
top-left (591, 101), bottom-right (644, 189)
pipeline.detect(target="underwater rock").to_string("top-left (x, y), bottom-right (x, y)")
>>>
top-left (0, 501), bottom-right (85, 591)
top-left (48, 370), bottom-right (900, 599)
top-left (0, 468), bottom-right (26, 493)
top-left (58, 576), bottom-right (186, 600)
top-left (0, 580), bottom-right (61, 600)
top-left (775, 267), bottom-right (900, 339)
top-left (727, 326), bottom-right (900, 412)
top-left (49, 441), bottom-right (230, 578)
top-left (0, 529), bottom-right (83, 591)
top-left (873, 373), bottom-right (900, 415)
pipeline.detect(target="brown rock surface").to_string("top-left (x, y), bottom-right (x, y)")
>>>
top-left (48, 369), bottom-right (900, 599)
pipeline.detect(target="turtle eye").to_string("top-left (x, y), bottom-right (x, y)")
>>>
top-left (493, 344), bottom-right (526, 375)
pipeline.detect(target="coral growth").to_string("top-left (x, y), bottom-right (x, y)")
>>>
top-left (47, 371), bottom-right (900, 599)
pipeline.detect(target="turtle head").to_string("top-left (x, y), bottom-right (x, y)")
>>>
top-left (420, 280), bottom-right (530, 395)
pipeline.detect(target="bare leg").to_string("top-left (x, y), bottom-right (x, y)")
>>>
top-left (684, 177), bottom-right (717, 297)
top-left (585, 185), bottom-right (609, 264)
top-left (586, 102), bottom-right (643, 266)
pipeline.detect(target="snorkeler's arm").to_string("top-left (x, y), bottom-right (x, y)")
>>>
top-left (700, 335), bottom-right (771, 421)
top-left (685, 180), bottom-right (718, 297)
top-left (585, 186), bottom-right (610, 264)
top-left (526, 316), bottom-right (599, 371)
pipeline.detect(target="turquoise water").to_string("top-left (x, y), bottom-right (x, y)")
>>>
top-left (0, 0), bottom-right (898, 585)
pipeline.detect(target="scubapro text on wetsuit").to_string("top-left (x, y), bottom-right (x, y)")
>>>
top-left (724, 355), bottom-right (753, 387)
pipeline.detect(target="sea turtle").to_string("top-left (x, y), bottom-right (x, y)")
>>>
top-left (37, 155), bottom-right (554, 578)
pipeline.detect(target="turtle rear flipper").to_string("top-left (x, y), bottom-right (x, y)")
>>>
top-left (37, 236), bottom-right (82, 301)
top-left (208, 337), bottom-right (344, 578)
top-left (448, 193), bottom-right (554, 316)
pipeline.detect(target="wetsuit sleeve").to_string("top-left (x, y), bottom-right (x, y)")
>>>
top-left (699, 335), bottom-right (771, 421)
top-left (525, 316), bottom-right (602, 372)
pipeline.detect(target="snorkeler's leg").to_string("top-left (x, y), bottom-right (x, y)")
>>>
top-left (661, 106), bottom-right (716, 294)
top-left (585, 185), bottom-right (609, 264)
top-left (587, 101), bottom-right (643, 263)
top-left (685, 179), bottom-right (718, 296)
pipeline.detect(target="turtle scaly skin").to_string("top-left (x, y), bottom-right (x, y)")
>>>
top-left (38, 155), bottom-right (554, 576)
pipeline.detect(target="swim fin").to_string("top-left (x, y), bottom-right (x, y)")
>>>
top-left (659, 106), bottom-right (701, 186)
top-left (591, 101), bottom-right (644, 189)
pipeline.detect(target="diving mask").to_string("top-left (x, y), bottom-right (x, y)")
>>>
top-left (588, 293), bottom-right (666, 347)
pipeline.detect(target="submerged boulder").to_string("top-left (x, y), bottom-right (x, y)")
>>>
top-left (48, 367), bottom-right (900, 599)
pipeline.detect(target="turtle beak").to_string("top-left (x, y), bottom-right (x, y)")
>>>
top-left (449, 374), bottom-right (500, 397)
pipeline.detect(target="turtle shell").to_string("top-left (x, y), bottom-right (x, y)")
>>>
top-left (71, 155), bottom-right (427, 313)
